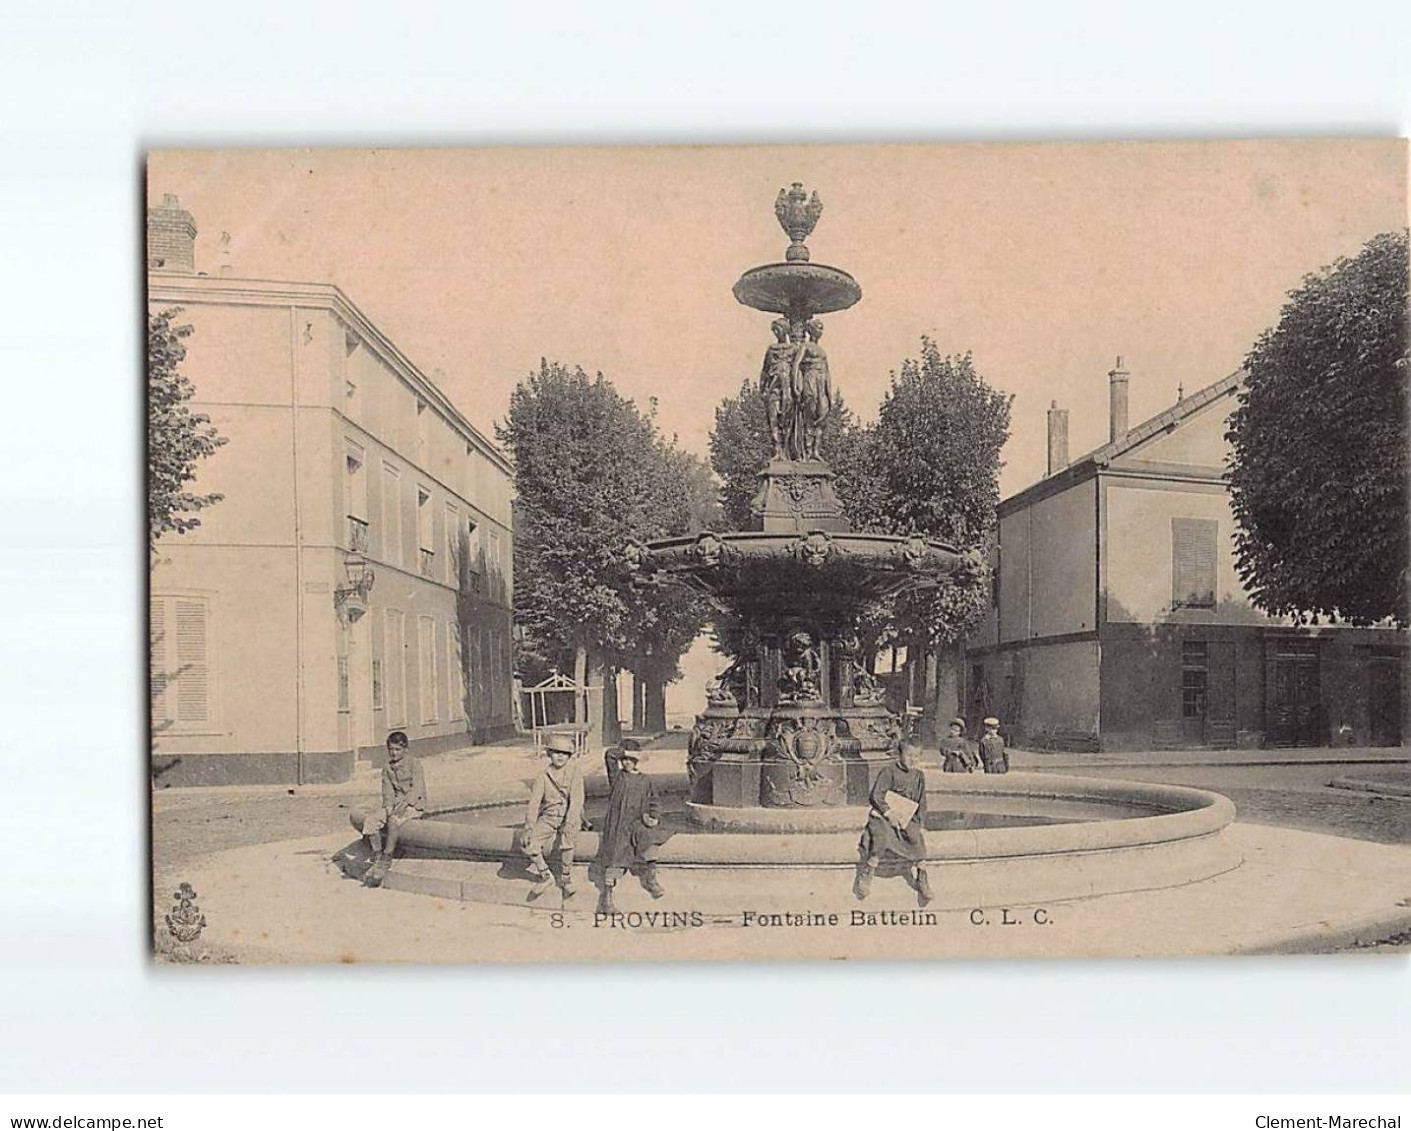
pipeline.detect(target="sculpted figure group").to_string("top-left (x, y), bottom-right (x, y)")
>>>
top-left (759, 317), bottom-right (835, 462)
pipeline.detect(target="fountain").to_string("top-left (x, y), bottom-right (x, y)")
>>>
top-left (626, 181), bottom-right (980, 829)
top-left (344, 184), bottom-right (1240, 912)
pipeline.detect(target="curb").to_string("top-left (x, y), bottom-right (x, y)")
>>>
top-left (1327, 775), bottom-right (1411, 799)
top-left (1233, 905), bottom-right (1411, 955)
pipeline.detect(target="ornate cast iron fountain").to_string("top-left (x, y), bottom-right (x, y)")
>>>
top-left (627, 185), bottom-right (980, 821)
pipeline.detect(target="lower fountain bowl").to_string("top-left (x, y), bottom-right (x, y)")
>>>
top-left (349, 769), bottom-right (1240, 907)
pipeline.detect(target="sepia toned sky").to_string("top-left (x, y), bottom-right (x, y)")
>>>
top-left (149, 141), bottom-right (1407, 496)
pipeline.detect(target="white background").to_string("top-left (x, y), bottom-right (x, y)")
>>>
top-left (1, 0), bottom-right (1408, 1096)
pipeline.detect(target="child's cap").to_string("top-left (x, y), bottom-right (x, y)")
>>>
top-left (983, 716), bottom-right (1000, 727)
top-left (617, 747), bottom-right (642, 764)
top-left (948, 717), bottom-right (966, 729)
top-left (544, 733), bottom-right (575, 755)
top-left (386, 730), bottom-right (409, 748)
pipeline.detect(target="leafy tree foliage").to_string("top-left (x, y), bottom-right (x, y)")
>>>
top-left (1226, 230), bottom-right (1409, 627)
top-left (863, 342), bottom-right (1011, 651)
top-left (499, 361), bottom-right (711, 689)
top-left (148, 308), bottom-right (226, 557)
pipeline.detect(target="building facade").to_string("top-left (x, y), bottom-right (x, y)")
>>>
top-left (149, 195), bottom-right (516, 785)
top-left (966, 359), bottom-right (1407, 751)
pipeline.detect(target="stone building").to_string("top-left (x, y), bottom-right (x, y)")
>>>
top-left (966, 358), bottom-right (1407, 751)
top-left (148, 195), bottom-right (516, 785)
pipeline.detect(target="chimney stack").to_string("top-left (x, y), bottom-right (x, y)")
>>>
top-left (1108, 355), bottom-right (1130, 442)
top-left (1046, 400), bottom-right (1069, 475)
top-left (147, 193), bottom-right (197, 274)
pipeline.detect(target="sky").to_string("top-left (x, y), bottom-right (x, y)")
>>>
top-left (149, 140), bottom-right (1407, 497)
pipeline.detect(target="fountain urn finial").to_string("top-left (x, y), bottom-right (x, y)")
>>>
top-left (774, 182), bottom-right (823, 262)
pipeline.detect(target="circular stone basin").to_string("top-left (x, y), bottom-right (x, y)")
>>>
top-left (351, 770), bottom-right (1240, 906)
top-left (732, 262), bottom-right (862, 315)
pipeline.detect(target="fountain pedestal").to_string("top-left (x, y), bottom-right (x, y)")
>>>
top-left (752, 458), bottom-right (851, 534)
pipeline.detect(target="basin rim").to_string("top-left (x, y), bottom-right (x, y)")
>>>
top-left (352, 770), bottom-right (1236, 867)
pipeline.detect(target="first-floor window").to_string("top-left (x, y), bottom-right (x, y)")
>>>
top-left (419, 614), bottom-right (438, 724)
top-left (385, 610), bottom-right (406, 725)
top-left (151, 594), bottom-right (215, 731)
top-left (1181, 641), bottom-right (1209, 719)
top-left (337, 654), bottom-right (350, 711)
top-left (447, 621), bottom-right (463, 720)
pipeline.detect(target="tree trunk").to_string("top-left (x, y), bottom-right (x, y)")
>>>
top-left (573, 643), bottom-right (588, 726)
top-left (934, 641), bottom-right (962, 739)
top-left (920, 648), bottom-right (940, 746)
top-left (631, 671), bottom-right (645, 731)
top-left (645, 676), bottom-right (667, 732)
top-left (600, 664), bottom-right (622, 746)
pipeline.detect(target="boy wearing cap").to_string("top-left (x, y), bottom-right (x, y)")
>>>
top-left (522, 733), bottom-right (585, 898)
top-left (362, 730), bottom-right (427, 888)
top-left (979, 717), bottom-right (1008, 774)
top-left (854, 741), bottom-right (933, 907)
top-left (938, 717), bottom-right (980, 773)
top-left (595, 745), bottom-right (671, 914)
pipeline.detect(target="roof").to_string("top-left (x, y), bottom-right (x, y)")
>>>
top-left (999, 368), bottom-right (1246, 516)
top-left (1079, 368), bottom-right (1245, 468)
top-left (147, 272), bottom-right (514, 478)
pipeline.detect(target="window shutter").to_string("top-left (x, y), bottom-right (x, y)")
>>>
top-left (150, 598), bottom-right (169, 726)
top-left (419, 614), bottom-right (437, 723)
top-left (1172, 518), bottom-right (1217, 608)
top-left (175, 598), bottom-right (209, 725)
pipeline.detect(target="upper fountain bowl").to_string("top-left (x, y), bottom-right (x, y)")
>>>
top-left (733, 262), bottom-right (862, 317)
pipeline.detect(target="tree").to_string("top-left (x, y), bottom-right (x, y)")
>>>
top-left (498, 360), bottom-right (711, 740)
top-left (861, 342), bottom-right (1011, 734)
top-left (621, 440), bottom-right (717, 731)
top-left (148, 308), bottom-right (225, 557)
top-left (1226, 230), bottom-right (1409, 627)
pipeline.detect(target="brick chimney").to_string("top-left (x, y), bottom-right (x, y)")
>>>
top-left (1108, 355), bottom-right (1130, 442)
top-left (1046, 400), bottom-right (1069, 475)
top-left (147, 193), bottom-right (197, 274)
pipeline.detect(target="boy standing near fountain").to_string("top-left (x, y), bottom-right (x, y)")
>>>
top-left (979, 717), bottom-right (1009, 774)
top-left (521, 732), bottom-right (585, 898)
top-left (939, 717), bottom-right (980, 773)
top-left (855, 742), bottom-right (933, 906)
top-left (361, 730), bottom-right (427, 888)
top-left (595, 746), bottom-right (671, 914)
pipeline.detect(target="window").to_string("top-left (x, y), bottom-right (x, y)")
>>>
top-left (1181, 641), bottom-right (1209, 719)
top-left (343, 330), bottom-right (362, 422)
top-left (415, 398), bottom-right (429, 466)
top-left (381, 464), bottom-right (402, 566)
top-left (417, 486), bottom-right (435, 577)
top-left (445, 503), bottom-right (461, 583)
top-left (337, 654), bottom-right (350, 712)
top-left (385, 609), bottom-right (406, 725)
top-left (1172, 518), bottom-right (1217, 609)
top-left (345, 443), bottom-right (368, 552)
top-left (447, 620), bottom-right (463, 720)
top-left (418, 615), bottom-right (438, 724)
top-left (150, 595), bottom-right (216, 732)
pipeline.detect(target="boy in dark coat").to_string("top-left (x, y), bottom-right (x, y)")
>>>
top-left (855, 742), bottom-right (933, 906)
top-left (938, 717), bottom-right (980, 773)
top-left (979, 716), bottom-right (1008, 774)
top-left (595, 747), bottom-right (672, 914)
top-left (362, 731), bottom-right (427, 888)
